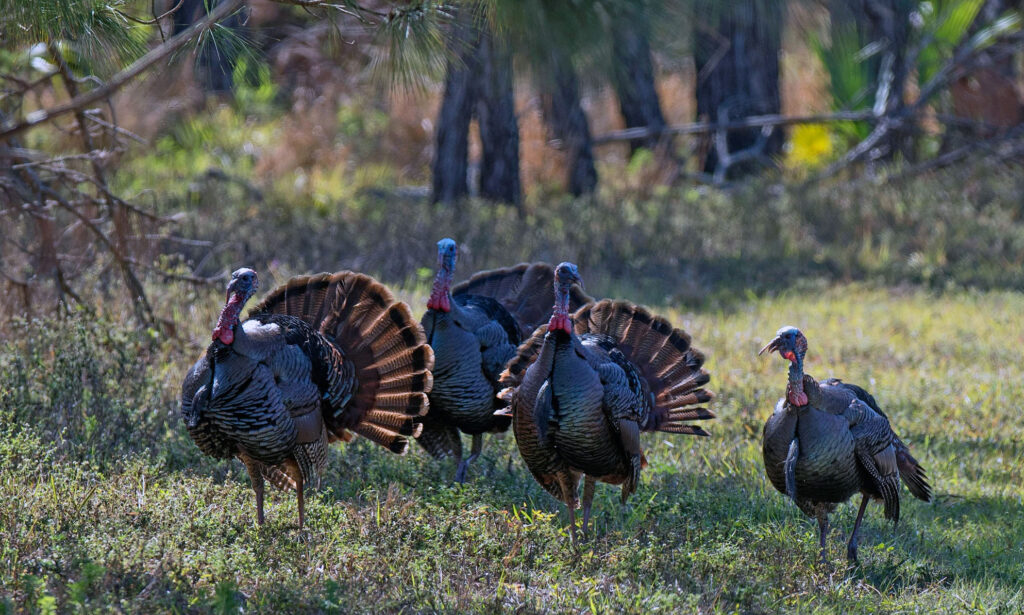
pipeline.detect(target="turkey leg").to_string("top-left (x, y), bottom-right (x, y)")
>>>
top-left (568, 503), bottom-right (578, 545)
top-left (847, 494), bottom-right (870, 563)
top-left (581, 475), bottom-right (597, 536)
top-left (816, 509), bottom-right (830, 565)
top-left (239, 454), bottom-right (266, 525)
top-left (296, 473), bottom-right (305, 530)
top-left (455, 434), bottom-right (483, 483)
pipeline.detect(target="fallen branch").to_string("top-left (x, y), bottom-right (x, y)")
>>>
top-left (592, 111), bottom-right (877, 146)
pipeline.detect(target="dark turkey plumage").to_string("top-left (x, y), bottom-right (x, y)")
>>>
top-left (760, 326), bottom-right (931, 564)
top-left (181, 268), bottom-right (434, 528)
top-left (498, 264), bottom-right (714, 540)
top-left (418, 239), bottom-right (590, 482)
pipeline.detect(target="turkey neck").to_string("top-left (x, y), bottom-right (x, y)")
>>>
top-left (548, 282), bottom-right (573, 334)
top-left (427, 262), bottom-right (454, 313)
top-left (786, 356), bottom-right (806, 406)
top-left (213, 291), bottom-right (246, 345)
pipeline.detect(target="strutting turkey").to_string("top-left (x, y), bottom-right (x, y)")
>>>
top-left (181, 268), bottom-right (434, 528)
top-left (497, 263), bottom-right (714, 540)
top-left (419, 239), bottom-right (591, 482)
top-left (759, 326), bottom-right (931, 563)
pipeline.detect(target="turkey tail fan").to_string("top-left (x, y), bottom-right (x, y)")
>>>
top-left (572, 300), bottom-right (714, 436)
top-left (250, 271), bottom-right (434, 453)
top-left (896, 446), bottom-right (932, 502)
top-left (453, 263), bottom-right (592, 338)
top-left (497, 323), bottom-right (550, 396)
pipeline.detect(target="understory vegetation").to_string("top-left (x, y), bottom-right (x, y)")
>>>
top-left (2, 287), bottom-right (1022, 613)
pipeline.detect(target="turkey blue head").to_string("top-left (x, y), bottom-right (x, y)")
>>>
top-left (760, 326), bottom-right (810, 406)
top-left (213, 268), bottom-right (259, 345)
top-left (759, 326), bottom-right (808, 364)
top-left (548, 262), bottom-right (582, 334)
top-left (427, 238), bottom-right (457, 313)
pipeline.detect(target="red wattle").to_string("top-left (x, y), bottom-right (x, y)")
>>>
top-left (783, 350), bottom-right (796, 362)
top-left (214, 327), bottom-right (234, 345)
top-left (427, 290), bottom-right (450, 312)
top-left (548, 313), bottom-right (572, 334)
top-left (212, 293), bottom-right (243, 345)
top-left (786, 385), bottom-right (808, 407)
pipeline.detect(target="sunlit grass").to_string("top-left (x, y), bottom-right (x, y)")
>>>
top-left (2, 285), bottom-right (1022, 613)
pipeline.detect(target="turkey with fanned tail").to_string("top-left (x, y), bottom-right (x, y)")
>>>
top-left (418, 239), bottom-right (590, 482)
top-left (759, 326), bottom-right (931, 564)
top-left (497, 263), bottom-right (714, 541)
top-left (181, 268), bottom-right (433, 528)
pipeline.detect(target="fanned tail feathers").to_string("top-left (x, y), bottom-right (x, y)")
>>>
top-left (498, 324), bottom-right (549, 394)
top-left (572, 300), bottom-right (714, 436)
top-left (250, 271), bottom-right (434, 454)
top-left (453, 263), bottom-right (592, 337)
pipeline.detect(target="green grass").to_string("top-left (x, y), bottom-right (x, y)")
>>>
top-left (2, 285), bottom-right (1023, 613)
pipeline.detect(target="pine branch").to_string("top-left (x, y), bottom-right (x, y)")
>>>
top-left (0, 0), bottom-right (245, 143)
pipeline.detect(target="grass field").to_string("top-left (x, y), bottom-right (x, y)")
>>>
top-left (2, 285), bottom-right (1023, 613)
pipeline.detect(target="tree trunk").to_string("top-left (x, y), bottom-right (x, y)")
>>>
top-left (861, 0), bottom-right (913, 160)
top-left (611, 8), bottom-right (666, 154)
top-left (431, 16), bottom-right (480, 204)
top-left (694, 1), bottom-right (784, 178)
top-left (173, 0), bottom-right (237, 93)
top-left (476, 29), bottom-right (522, 205)
top-left (432, 14), bottom-right (521, 205)
top-left (540, 53), bottom-right (598, 196)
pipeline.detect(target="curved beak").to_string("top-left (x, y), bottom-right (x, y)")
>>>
top-left (758, 336), bottom-right (780, 357)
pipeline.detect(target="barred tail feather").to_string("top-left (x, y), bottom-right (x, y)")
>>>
top-left (366, 410), bottom-right (424, 437)
top-left (453, 263), bottom-right (592, 337)
top-left (897, 446), bottom-right (932, 503)
top-left (498, 324), bottom-right (549, 391)
top-left (571, 300), bottom-right (714, 436)
top-left (353, 422), bottom-right (409, 454)
top-left (263, 463), bottom-right (298, 492)
top-left (250, 271), bottom-right (433, 452)
top-left (881, 478), bottom-right (901, 523)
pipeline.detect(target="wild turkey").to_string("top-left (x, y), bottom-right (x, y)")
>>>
top-left (181, 268), bottom-right (433, 528)
top-left (759, 326), bottom-right (931, 563)
top-left (497, 263), bottom-right (714, 540)
top-left (419, 238), bottom-right (590, 482)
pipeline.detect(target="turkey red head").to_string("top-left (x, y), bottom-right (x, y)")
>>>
top-left (548, 262), bottom-right (582, 334)
top-left (427, 237), bottom-right (457, 313)
top-left (212, 268), bottom-right (259, 345)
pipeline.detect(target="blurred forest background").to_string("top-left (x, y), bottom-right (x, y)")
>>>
top-left (1, 0), bottom-right (1022, 325)
top-left (3, 2), bottom-right (1024, 612)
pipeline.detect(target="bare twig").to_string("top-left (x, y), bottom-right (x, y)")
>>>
top-left (116, 0), bottom-right (185, 25)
